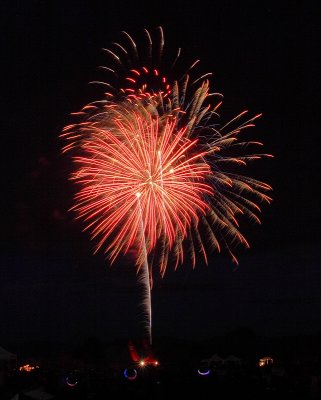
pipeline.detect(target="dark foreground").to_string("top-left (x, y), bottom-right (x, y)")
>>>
top-left (1, 333), bottom-right (321, 399)
top-left (1, 363), bottom-right (321, 400)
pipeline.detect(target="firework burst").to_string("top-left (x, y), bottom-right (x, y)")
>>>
top-left (60, 27), bottom-right (272, 343)
top-left (61, 26), bottom-right (272, 274)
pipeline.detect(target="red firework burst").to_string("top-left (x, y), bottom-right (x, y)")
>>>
top-left (61, 27), bottom-right (273, 276)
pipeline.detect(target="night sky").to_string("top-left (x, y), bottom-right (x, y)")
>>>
top-left (1, 0), bottom-right (320, 346)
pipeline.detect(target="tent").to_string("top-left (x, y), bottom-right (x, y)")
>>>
top-left (225, 355), bottom-right (242, 365)
top-left (209, 354), bottom-right (224, 363)
top-left (0, 346), bottom-right (17, 385)
top-left (201, 353), bottom-right (224, 365)
top-left (22, 387), bottom-right (55, 399)
top-left (201, 353), bottom-right (242, 366)
top-left (10, 387), bottom-right (55, 400)
top-left (0, 346), bottom-right (16, 363)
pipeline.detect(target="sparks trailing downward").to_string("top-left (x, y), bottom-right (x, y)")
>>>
top-left (61, 26), bottom-right (273, 276)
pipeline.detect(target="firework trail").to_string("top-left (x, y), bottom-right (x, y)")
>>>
top-left (60, 27), bottom-right (273, 344)
top-left (137, 193), bottom-right (152, 345)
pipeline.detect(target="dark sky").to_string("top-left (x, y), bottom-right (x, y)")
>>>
top-left (1, 0), bottom-right (320, 346)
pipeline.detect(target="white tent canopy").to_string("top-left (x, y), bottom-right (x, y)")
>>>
top-left (209, 354), bottom-right (224, 363)
top-left (202, 353), bottom-right (242, 365)
top-left (10, 387), bottom-right (55, 400)
top-left (23, 387), bottom-right (55, 399)
top-left (0, 347), bottom-right (17, 387)
top-left (0, 346), bottom-right (16, 361)
top-left (201, 353), bottom-right (224, 364)
top-left (225, 355), bottom-right (242, 364)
